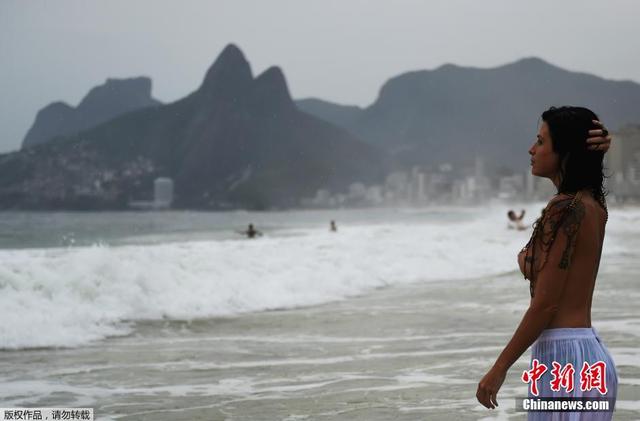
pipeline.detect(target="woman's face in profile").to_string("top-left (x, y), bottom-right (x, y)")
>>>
top-left (529, 122), bottom-right (559, 178)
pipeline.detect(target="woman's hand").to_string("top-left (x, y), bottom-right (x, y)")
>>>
top-left (476, 365), bottom-right (507, 409)
top-left (587, 120), bottom-right (612, 152)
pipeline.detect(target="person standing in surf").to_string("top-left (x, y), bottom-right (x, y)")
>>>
top-left (476, 107), bottom-right (617, 419)
top-left (508, 209), bottom-right (527, 231)
top-left (238, 223), bottom-right (262, 239)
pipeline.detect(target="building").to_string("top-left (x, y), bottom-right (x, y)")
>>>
top-left (498, 174), bottom-right (525, 200)
top-left (472, 156), bottom-right (492, 202)
top-left (607, 125), bottom-right (640, 201)
top-left (153, 177), bottom-right (174, 208)
top-left (408, 166), bottom-right (427, 205)
top-left (385, 171), bottom-right (409, 205)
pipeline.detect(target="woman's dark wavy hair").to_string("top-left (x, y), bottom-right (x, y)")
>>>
top-left (541, 106), bottom-right (608, 207)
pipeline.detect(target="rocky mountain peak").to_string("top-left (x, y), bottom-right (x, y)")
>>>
top-left (198, 43), bottom-right (253, 97)
top-left (251, 66), bottom-right (294, 111)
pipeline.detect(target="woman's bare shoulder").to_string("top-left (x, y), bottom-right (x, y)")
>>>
top-left (547, 193), bottom-right (576, 206)
top-left (544, 193), bottom-right (584, 216)
top-left (539, 193), bottom-right (587, 234)
top-left (547, 192), bottom-right (604, 218)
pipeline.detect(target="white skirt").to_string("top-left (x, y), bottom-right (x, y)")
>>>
top-left (527, 327), bottom-right (618, 420)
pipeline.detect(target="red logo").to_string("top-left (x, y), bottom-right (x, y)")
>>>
top-left (522, 358), bottom-right (548, 396)
top-left (550, 362), bottom-right (575, 392)
top-left (522, 360), bottom-right (608, 396)
top-left (580, 361), bottom-right (608, 394)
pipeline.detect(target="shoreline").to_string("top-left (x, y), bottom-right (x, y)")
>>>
top-left (1, 268), bottom-right (637, 419)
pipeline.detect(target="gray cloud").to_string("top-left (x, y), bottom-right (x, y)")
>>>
top-left (1, 0), bottom-right (639, 152)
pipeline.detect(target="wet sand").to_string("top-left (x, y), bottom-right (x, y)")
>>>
top-left (1, 264), bottom-right (638, 420)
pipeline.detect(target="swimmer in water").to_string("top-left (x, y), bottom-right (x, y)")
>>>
top-left (238, 223), bottom-right (262, 238)
top-left (507, 209), bottom-right (527, 231)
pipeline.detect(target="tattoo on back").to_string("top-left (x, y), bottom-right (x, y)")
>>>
top-left (558, 201), bottom-right (585, 269)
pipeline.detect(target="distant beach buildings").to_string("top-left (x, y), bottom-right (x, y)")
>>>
top-left (606, 125), bottom-right (640, 203)
top-left (302, 140), bottom-right (640, 209)
top-left (137, 128), bottom-right (640, 210)
top-left (129, 176), bottom-right (174, 210)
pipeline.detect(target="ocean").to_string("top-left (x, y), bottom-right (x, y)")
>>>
top-left (1, 204), bottom-right (638, 420)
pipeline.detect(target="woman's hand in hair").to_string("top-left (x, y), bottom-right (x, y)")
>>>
top-left (587, 120), bottom-right (612, 152)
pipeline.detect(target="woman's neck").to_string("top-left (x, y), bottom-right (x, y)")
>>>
top-left (551, 173), bottom-right (561, 189)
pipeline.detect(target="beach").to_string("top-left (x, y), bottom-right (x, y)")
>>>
top-left (1, 205), bottom-right (639, 420)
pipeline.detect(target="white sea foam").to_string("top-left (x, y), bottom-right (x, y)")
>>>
top-left (0, 205), bottom-right (637, 349)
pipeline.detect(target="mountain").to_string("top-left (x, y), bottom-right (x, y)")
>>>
top-left (21, 77), bottom-right (162, 149)
top-left (296, 58), bottom-right (640, 171)
top-left (0, 44), bottom-right (385, 210)
top-left (295, 98), bottom-right (363, 134)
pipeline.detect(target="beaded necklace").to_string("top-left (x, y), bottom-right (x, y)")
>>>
top-left (522, 190), bottom-right (609, 297)
top-left (521, 190), bottom-right (608, 298)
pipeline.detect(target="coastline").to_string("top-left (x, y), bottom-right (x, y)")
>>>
top-left (1, 268), bottom-right (638, 420)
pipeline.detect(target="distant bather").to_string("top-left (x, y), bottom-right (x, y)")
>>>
top-left (238, 223), bottom-right (262, 239)
top-left (507, 209), bottom-right (526, 231)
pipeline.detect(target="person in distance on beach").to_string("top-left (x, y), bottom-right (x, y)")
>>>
top-left (476, 108), bottom-right (617, 419)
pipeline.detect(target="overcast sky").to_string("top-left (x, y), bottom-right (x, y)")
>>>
top-left (1, 0), bottom-right (639, 153)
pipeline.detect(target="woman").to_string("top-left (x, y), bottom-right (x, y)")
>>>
top-left (476, 106), bottom-right (617, 418)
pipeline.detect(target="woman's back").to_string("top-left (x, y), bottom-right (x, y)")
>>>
top-left (517, 191), bottom-right (607, 328)
top-left (546, 192), bottom-right (607, 328)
